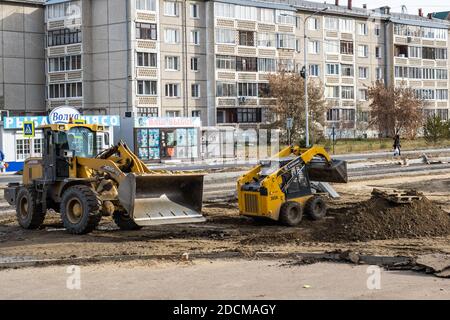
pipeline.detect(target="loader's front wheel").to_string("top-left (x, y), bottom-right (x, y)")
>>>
top-left (279, 201), bottom-right (303, 226)
top-left (61, 185), bottom-right (101, 234)
top-left (113, 211), bottom-right (142, 231)
top-left (16, 187), bottom-right (46, 229)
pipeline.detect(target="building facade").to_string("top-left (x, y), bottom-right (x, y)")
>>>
top-left (42, 0), bottom-right (450, 137)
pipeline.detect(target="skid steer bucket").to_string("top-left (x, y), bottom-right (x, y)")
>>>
top-left (307, 159), bottom-right (348, 183)
top-left (118, 173), bottom-right (206, 226)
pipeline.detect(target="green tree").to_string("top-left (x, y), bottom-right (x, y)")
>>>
top-left (423, 115), bottom-right (447, 144)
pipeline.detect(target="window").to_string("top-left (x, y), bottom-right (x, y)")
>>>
top-left (409, 46), bottom-right (422, 58)
top-left (239, 30), bottom-right (255, 46)
top-left (325, 86), bottom-right (339, 98)
top-left (237, 108), bottom-right (261, 123)
top-left (165, 56), bottom-right (180, 71)
top-left (278, 59), bottom-right (295, 72)
top-left (357, 45), bottom-right (368, 57)
top-left (235, 5), bottom-right (257, 20)
top-left (358, 67), bottom-right (368, 79)
top-left (66, 82), bottom-right (82, 98)
top-left (238, 83), bottom-right (258, 97)
top-left (166, 110), bottom-right (180, 117)
top-left (16, 139), bottom-right (31, 161)
top-left (423, 68), bottom-right (435, 80)
top-left (216, 28), bottom-right (235, 44)
top-left (325, 17), bottom-right (338, 30)
top-left (374, 24), bottom-right (381, 36)
top-left (236, 57), bottom-right (257, 72)
top-left (324, 40), bottom-right (339, 54)
top-left (326, 109), bottom-right (340, 121)
top-left (216, 82), bottom-right (236, 97)
top-left (137, 80), bottom-right (157, 95)
top-left (341, 86), bottom-right (354, 99)
top-left (47, 1), bottom-right (81, 20)
top-left (375, 46), bottom-right (382, 59)
top-left (48, 28), bottom-right (81, 46)
top-left (308, 40), bottom-right (320, 54)
top-left (309, 64), bottom-right (319, 77)
top-left (276, 10), bottom-right (296, 25)
top-left (417, 89), bottom-right (435, 100)
top-left (216, 55), bottom-right (236, 70)
top-left (136, 23), bottom-right (157, 40)
top-left (326, 63), bottom-right (339, 75)
top-left (165, 28), bottom-right (180, 43)
top-left (358, 111), bottom-right (369, 122)
top-left (341, 64), bottom-right (354, 77)
top-left (190, 3), bottom-right (199, 18)
top-left (192, 110), bottom-right (201, 117)
top-left (137, 52), bottom-right (157, 67)
top-left (258, 83), bottom-right (270, 97)
top-left (136, 0), bottom-right (156, 11)
top-left (138, 107), bottom-right (158, 117)
top-left (48, 83), bottom-right (65, 98)
top-left (259, 8), bottom-right (274, 23)
top-left (436, 48), bottom-right (448, 60)
top-left (165, 83), bottom-right (180, 97)
top-left (308, 18), bottom-right (319, 30)
top-left (257, 32), bottom-right (275, 47)
top-left (376, 67), bottom-right (383, 80)
top-left (191, 57), bottom-right (199, 71)
top-left (258, 58), bottom-right (276, 72)
top-left (437, 109), bottom-right (449, 120)
top-left (358, 89), bottom-right (368, 101)
top-left (436, 69), bottom-right (448, 80)
top-left (214, 2), bottom-right (234, 18)
top-left (423, 47), bottom-right (436, 60)
top-left (277, 34), bottom-right (295, 49)
top-left (191, 84), bottom-right (200, 98)
top-left (33, 138), bottom-right (43, 157)
top-left (358, 23), bottom-right (368, 35)
top-left (340, 41), bottom-right (353, 55)
top-left (409, 67), bottom-right (422, 79)
top-left (394, 66), bottom-right (408, 78)
top-left (341, 109), bottom-right (355, 121)
top-left (48, 55), bottom-right (82, 72)
top-left (191, 30), bottom-right (200, 45)
top-left (339, 19), bottom-right (354, 33)
top-left (164, 1), bottom-right (179, 16)
top-left (436, 89), bottom-right (448, 100)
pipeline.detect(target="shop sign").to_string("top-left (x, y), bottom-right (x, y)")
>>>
top-left (49, 106), bottom-right (81, 124)
top-left (135, 117), bottom-right (201, 128)
top-left (4, 116), bottom-right (120, 130)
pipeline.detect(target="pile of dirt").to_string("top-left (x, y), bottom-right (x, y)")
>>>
top-left (313, 192), bottom-right (450, 242)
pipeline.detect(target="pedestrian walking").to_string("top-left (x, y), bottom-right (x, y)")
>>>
top-left (393, 134), bottom-right (401, 156)
top-left (0, 149), bottom-right (5, 173)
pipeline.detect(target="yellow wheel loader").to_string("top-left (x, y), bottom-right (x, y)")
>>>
top-left (237, 145), bottom-right (347, 226)
top-left (4, 123), bottom-right (205, 234)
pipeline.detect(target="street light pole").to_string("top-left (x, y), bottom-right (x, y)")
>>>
top-left (303, 7), bottom-right (328, 147)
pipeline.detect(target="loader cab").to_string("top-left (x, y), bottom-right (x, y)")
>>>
top-left (42, 125), bottom-right (97, 182)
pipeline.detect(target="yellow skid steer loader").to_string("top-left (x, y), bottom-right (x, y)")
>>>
top-left (4, 123), bottom-right (205, 234)
top-left (237, 145), bottom-right (347, 226)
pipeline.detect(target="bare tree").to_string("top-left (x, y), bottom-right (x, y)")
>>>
top-left (267, 71), bottom-right (327, 144)
top-left (368, 81), bottom-right (423, 138)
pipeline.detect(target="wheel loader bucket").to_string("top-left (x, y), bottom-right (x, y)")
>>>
top-left (117, 173), bottom-right (206, 226)
top-left (307, 159), bottom-right (348, 183)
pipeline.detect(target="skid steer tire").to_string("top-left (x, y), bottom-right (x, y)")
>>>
top-left (61, 185), bottom-right (101, 235)
top-left (113, 211), bottom-right (142, 231)
top-left (305, 196), bottom-right (327, 220)
top-left (16, 186), bottom-right (46, 229)
top-left (279, 201), bottom-right (303, 226)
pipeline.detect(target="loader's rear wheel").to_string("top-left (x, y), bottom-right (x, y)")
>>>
top-left (305, 196), bottom-right (327, 220)
top-left (61, 185), bottom-right (101, 234)
top-left (113, 211), bottom-right (142, 230)
top-left (16, 187), bottom-right (46, 229)
top-left (279, 201), bottom-right (303, 226)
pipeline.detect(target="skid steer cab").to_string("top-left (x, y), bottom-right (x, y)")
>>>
top-left (237, 145), bottom-right (347, 226)
top-left (4, 123), bottom-right (205, 234)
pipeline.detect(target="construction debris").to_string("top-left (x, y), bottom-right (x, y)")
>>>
top-left (371, 188), bottom-right (423, 204)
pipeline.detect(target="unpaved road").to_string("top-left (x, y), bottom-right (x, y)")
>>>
top-left (0, 259), bottom-right (449, 299)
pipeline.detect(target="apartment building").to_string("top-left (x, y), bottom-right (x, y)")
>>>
top-left (0, 0), bottom-right (46, 117)
top-left (42, 0), bottom-right (450, 137)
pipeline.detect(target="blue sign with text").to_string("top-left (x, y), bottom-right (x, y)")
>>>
top-left (3, 116), bottom-right (120, 130)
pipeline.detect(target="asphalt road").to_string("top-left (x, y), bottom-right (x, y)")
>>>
top-left (0, 260), bottom-right (448, 299)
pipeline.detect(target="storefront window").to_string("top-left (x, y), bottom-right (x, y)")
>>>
top-left (33, 139), bottom-right (43, 157)
top-left (137, 129), bottom-right (160, 160)
top-left (16, 139), bottom-right (31, 161)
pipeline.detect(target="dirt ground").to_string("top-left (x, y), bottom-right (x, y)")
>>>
top-left (0, 173), bottom-right (450, 264)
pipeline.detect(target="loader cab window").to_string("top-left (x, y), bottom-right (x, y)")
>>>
top-left (65, 127), bottom-right (96, 158)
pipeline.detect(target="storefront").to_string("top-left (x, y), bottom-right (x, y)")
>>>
top-left (120, 117), bottom-right (201, 162)
top-left (0, 114), bottom-right (120, 172)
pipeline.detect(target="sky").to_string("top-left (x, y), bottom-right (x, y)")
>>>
top-left (348, 0), bottom-right (450, 15)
